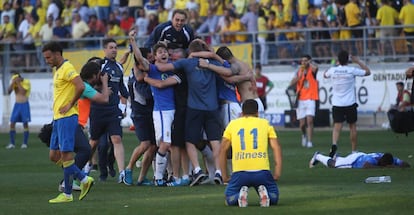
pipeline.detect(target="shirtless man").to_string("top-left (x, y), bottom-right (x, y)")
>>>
top-left (6, 73), bottom-right (31, 149)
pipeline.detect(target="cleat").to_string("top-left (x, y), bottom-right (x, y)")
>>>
top-left (118, 170), bottom-right (125, 184)
top-left (58, 180), bottom-right (81, 192)
top-left (5, 144), bottom-right (15, 149)
top-left (180, 178), bottom-right (190, 186)
top-left (124, 169), bottom-right (133, 186)
top-left (306, 142), bottom-right (313, 148)
top-left (258, 185), bottom-right (270, 207)
top-left (49, 193), bottom-right (73, 203)
top-left (309, 151), bottom-right (320, 168)
top-left (214, 173), bottom-right (223, 185)
top-left (136, 178), bottom-right (154, 186)
top-left (190, 170), bottom-right (207, 186)
top-left (329, 145), bottom-right (337, 158)
top-left (166, 179), bottom-right (183, 187)
top-left (238, 186), bottom-right (249, 207)
top-left (155, 179), bottom-right (166, 186)
top-left (79, 176), bottom-right (94, 200)
top-left (21, 144), bottom-right (28, 149)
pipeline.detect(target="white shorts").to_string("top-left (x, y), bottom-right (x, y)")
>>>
top-left (221, 102), bottom-right (242, 127)
top-left (296, 99), bottom-right (316, 119)
top-left (153, 109), bottom-right (175, 144)
top-left (335, 152), bottom-right (365, 168)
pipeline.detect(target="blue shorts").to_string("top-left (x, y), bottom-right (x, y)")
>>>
top-left (10, 101), bottom-right (31, 123)
top-left (131, 114), bottom-right (155, 144)
top-left (185, 108), bottom-right (222, 144)
top-left (50, 115), bottom-right (78, 152)
top-left (225, 170), bottom-right (279, 206)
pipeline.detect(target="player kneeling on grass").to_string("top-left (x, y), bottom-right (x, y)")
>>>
top-left (219, 99), bottom-right (282, 207)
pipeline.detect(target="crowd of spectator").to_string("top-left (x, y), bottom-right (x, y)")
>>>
top-left (1, 0), bottom-right (414, 71)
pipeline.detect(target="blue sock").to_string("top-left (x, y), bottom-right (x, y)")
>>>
top-left (9, 129), bottom-right (16, 145)
top-left (23, 129), bottom-right (29, 145)
top-left (63, 165), bottom-right (73, 195)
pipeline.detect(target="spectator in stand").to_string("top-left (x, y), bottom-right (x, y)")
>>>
top-left (38, 15), bottom-right (54, 42)
top-left (12, 0), bottom-right (25, 28)
top-left (52, 17), bottom-right (71, 48)
top-left (28, 14), bottom-right (44, 70)
top-left (297, 0), bottom-right (310, 25)
top-left (96, 0), bottom-right (110, 22)
top-left (135, 8), bottom-right (149, 46)
top-left (376, 0), bottom-right (398, 61)
top-left (232, 0), bottom-right (249, 16)
top-left (216, 8), bottom-right (232, 37)
top-left (106, 20), bottom-right (126, 46)
top-left (228, 12), bottom-right (247, 43)
top-left (32, 0), bottom-right (46, 26)
top-left (337, 1), bottom-right (351, 54)
top-left (255, 64), bottom-right (274, 111)
top-left (399, 0), bottom-right (414, 61)
top-left (61, 0), bottom-right (73, 31)
top-left (72, 11), bottom-right (90, 48)
top-left (72, 0), bottom-right (90, 23)
top-left (119, 10), bottom-right (135, 35)
top-left (157, 5), bottom-right (169, 23)
top-left (312, 20), bottom-right (331, 62)
top-left (144, 0), bottom-right (159, 16)
top-left (196, 8), bottom-right (219, 45)
top-left (257, 8), bottom-right (268, 65)
top-left (1, 2), bottom-right (15, 25)
top-left (46, 0), bottom-right (61, 21)
top-left (345, 0), bottom-right (363, 56)
top-left (108, 11), bottom-right (121, 25)
top-left (198, 0), bottom-right (208, 20)
top-left (365, 0), bottom-right (379, 56)
top-left (188, 9), bottom-right (202, 31)
top-left (240, 2), bottom-right (258, 42)
top-left (128, 0), bottom-right (143, 18)
top-left (219, 16), bottom-right (233, 43)
top-left (17, 12), bottom-right (35, 71)
top-left (173, 0), bottom-right (188, 10)
top-left (186, 0), bottom-right (199, 11)
top-left (88, 14), bottom-right (106, 37)
top-left (22, 0), bottom-right (33, 15)
top-left (0, 14), bottom-right (16, 42)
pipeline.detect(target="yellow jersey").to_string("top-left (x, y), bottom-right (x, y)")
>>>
top-left (53, 61), bottom-right (79, 120)
top-left (223, 116), bottom-right (277, 172)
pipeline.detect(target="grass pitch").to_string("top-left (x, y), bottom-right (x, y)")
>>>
top-left (0, 129), bottom-right (413, 215)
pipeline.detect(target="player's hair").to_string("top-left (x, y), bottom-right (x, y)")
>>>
top-left (378, 153), bottom-right (394, 166)
top-left (396, 82), bottom-right (404, 87)
top-left (188, 39), bottom-right (209, 53)
top-left (87, 57), bottom-right (103, 65)
top-left (42, 41), bottom-right (63, 54)
top-left (103, 38), bottom-right (117, 48)
top-left (337, 50), bottom-right (349, 65)
top-left (302, 54), bottom-right (312, 60)
top-left (172, 9), bottom-right (188, 19)
top-left (242, 99), bottom-right (258, 115)
top-left (216, 46), bottom-right (234, 60)
top-left (80, 62), bottom-right (101, 81)
top-left (152, 42), bottom-right (168, 55)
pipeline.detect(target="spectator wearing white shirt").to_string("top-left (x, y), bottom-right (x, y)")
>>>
top-left (135, 8), bottom-right (149, 46)
top-left (196, 8), bottom-right (219, 45)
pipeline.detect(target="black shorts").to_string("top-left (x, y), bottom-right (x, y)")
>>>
top-left (89, 116), bottom-right (122, 140)
top-left (131, 114), bottom-right (156, 144)
top-left (172, 107), bottom-right (186, 148)
top-left (350, 25), bottom-right (363, 38)
top-left (332, 103), bottom-right (358, 124)
top-left (185, 108), bottom-right (222, 144)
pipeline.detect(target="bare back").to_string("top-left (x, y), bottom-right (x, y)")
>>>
top-left (232, 59), bottom-right (258, 102)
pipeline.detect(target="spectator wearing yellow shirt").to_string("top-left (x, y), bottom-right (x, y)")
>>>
top-left (345, 0), bottom-right (363, 56)
top-left (106, 20), bottom-right (126, 46)
top-left (297, 0), bottom-right (309, 25)
top-left (228, 13), bottom-right (247, 43)
top-left (174, 0), bottom-right (188, 10)
top-left (0, 15), bottom-right (16, 41)
top-left (22, 0), bottom-right (33, 15)
top-left (376, 0), bottom-right (398, 60)
top-left (399, 0), bottom-right (414, 61)
top-left (27, 14), bottom-right (43, 70)
top-left (72, 12), bottom-right (90, 48)
top-left (33, 0), bottom-right (46, 25)
top-left (61, 0), bottom-right (74, 31)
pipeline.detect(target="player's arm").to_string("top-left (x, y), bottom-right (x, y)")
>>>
top-left (144, 73), bottom-right (180, 88)
top-left (7, 77), bottom-right (20, 94)
top-left (362, 162), bottom-right (380, 168)
top-left (198, 58), bottom-right (234, 76)
top-left (219, 137), bottom-right (232, 183)
top-left (189, 51), bottom-right (225, 64)
top-left (269, 137), bottom-right (282, 181)
top-left (220, 69), bottom-right (253, 84)
top-left (89, 73), bottom-right (110, 103)
top-left (59, 76), bottom-right (85, 114)
top-left (155, 62), bottom-right (175, 72)
top-left (130, 29), bottom-right (150, 71)
top-left (350, 55), bottom-right (370, 76)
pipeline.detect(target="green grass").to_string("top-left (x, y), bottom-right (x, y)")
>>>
top-left (1, 129), bottom-right (414, 215)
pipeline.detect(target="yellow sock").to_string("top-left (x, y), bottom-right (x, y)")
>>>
top-left (62, 160), bottom-right (75, 168)
top-left (55, 159), bottom-right (63, 167)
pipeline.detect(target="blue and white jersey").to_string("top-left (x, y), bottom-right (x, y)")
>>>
top-left (144, 21), bottom-right (194, 50)
top-left (92, 58), bottom-right (129, 109)
top-left (148, 64), bottom-right (179, 111)
top-left (173, 58), bottom-right (221, 111)
top-left (218, 61), bottom-right (238, 103)
top-left (353, 152), bottom-right (404, 168)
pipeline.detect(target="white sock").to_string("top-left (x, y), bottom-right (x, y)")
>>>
top-left (215, 170), bottom-right (222, 176)
top-left (316, 154), bottom-right (331, 167)
top-left (193, 166), bottom-right (201, 174)
top-left (155, 152), bottom-right (168, 180)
